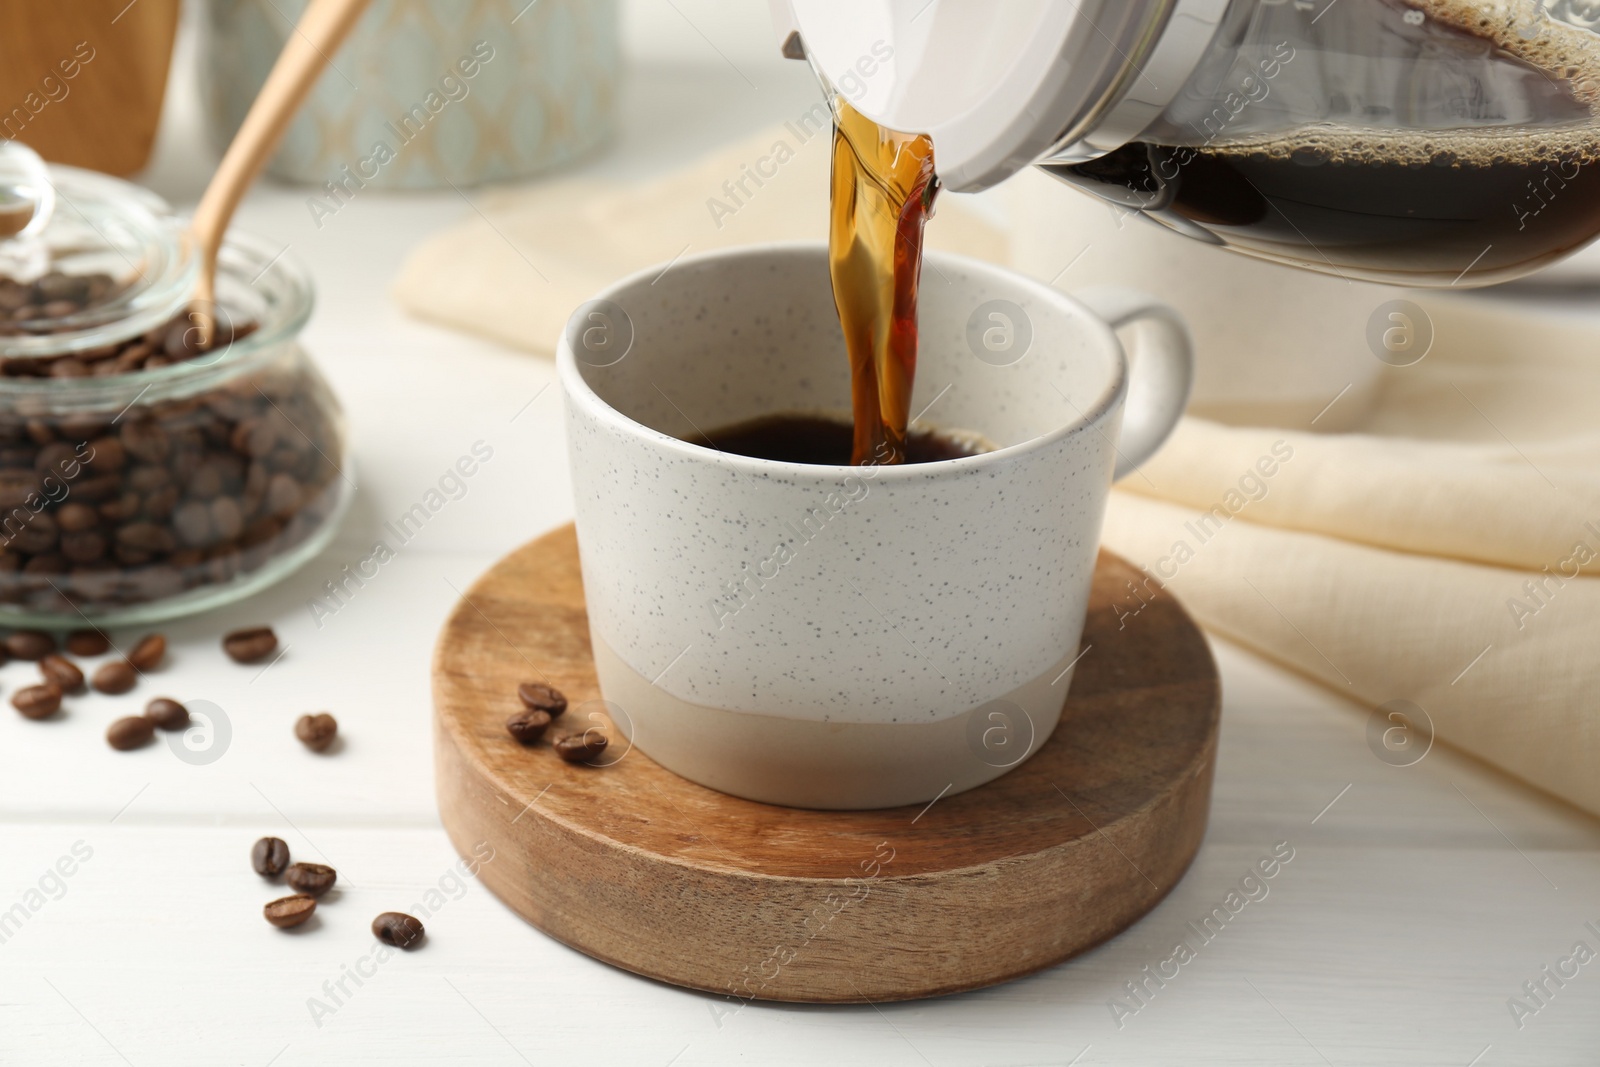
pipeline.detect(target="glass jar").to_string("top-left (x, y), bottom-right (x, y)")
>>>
top-left (0, 147), bottom-right (349, 625)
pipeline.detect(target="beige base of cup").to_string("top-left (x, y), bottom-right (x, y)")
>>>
top-left (592, 635), bottom-right (1078, 809)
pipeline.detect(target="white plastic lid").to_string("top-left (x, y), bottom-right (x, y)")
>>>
top-left (774, 0), bottom-right (1176, 191)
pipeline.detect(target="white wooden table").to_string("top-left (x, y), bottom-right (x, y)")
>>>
top-left (3, 22), bottom-right (1598, 1067)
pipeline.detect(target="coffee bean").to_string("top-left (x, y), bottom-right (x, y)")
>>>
top-left (12, 683), bottom-right (61, 719)
top-left (172, 500), bottom-right (211, 546)
top-left (294, 712), bottom-right (337, 752)
top-left (264, 894), bottom-right (316, 928)
top-left (56, 502), bottom-right (98, 532)
top-left (10, 514), bottom-right (57, 555)
top-left (60, 529), bottom-right (107, 564)
top-left (223, 626), bottom-right (277, 663)
top-left (506, 708), bottom-right (552, 744)
top-left (145, 697), bottom-right (189, 730)
top-left (86, 436), bottom-right (126, 471)
top-left (64, 629), bottom-right (110, 656)
top-left (39, 653), bottom-right (84, 692)
top-left (210, 496), bottom-right (243, 541)
top-left (116, 522), bottom-right (176, 554)
top-left (93, 487), bottom-right (136, 517)
top-left (35, 441), bottom-right (79, 477)
top-left (106, 715), bottom-right (154, 750)
top-left (163, 316), bottom-right (202, 360)
top-left (120, 421), bottom-right (169, 464)
top-left (517, 682), bottom-right (568, 718)
top-left (252, 836), bottom-right (290, 877)
top-left (0, 470), bottom-right (37, 508)
top-left (92, 660), bottom-right (137, 694)
top-left (36, 272), bottom-right (81, 301)
top-left (553, 731), bottom-right (609, 763)
top-left (263, 473), bottom-right (299, 517)
top-left (127, 633), bottom-right (166, 670)
top-left (145, 485), bottom-right (180, 523)
top-left (284, 861), bottom-right (337, 896)
top-left (372, 912), bottom-right (425, 949)
top-left (22, 554), bottom-right (63, 575)
top-left (4, 630), bottom-right (55, 660)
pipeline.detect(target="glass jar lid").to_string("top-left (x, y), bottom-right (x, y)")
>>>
top-left (0, 142), bottom-right (196, 360)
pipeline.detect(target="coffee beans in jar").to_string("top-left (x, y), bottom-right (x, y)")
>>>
top-left (0, 332), bottom-right (347, 619)
top-left (0, 163), bottom-right (349, 626)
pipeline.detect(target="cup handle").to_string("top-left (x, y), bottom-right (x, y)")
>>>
top-left (1072, 286), bottom-right (1194, 481)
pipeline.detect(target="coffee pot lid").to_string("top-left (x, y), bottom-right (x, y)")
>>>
top-left (772, 0), bottom-right (1182, 191)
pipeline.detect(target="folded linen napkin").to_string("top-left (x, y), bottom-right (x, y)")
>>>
top-left (1105, 296), bottom-right (1600, 815)
top-left (395, 127), bottom-right (1600, 817)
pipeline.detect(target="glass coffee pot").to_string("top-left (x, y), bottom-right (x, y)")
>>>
top-left (774, 0), bottom-right (1600, 286)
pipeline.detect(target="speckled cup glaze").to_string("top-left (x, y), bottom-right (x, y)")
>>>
top-left (559, 243), bottom-right (1191, 809)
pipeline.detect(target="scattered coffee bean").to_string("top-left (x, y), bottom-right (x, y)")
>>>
top-left (284, 861), bottom-right (337, 896)
top-left (4, 629), bottom-right (55, 660)
top-left (554, 731), bottom-right (609, 763)
top-left (65, 629), bottom-right (111, 656)
top-left (506, 708), bottom-right (552, 744)
top-left (223, 626), bottom-right (277, 663)
top-left (264, 894), bottom-right (316, 928)
top-left (372, 911), bottom-right (425, 949)
top-left (145, 697), bottom-right (189, 730)
top-left (106, 715), bottom-right (154, 750)
top-left (126, 633), bottom-right (166, 670)
top-left (39, 653), bottom-right (84, 692)
top-left (294, 712), bottom-right (337, 752)
top-left (517, 681), bottom-right (567, 718)
top-left (252, 836), bottom-right (290, 877)
top-left (12, 683), bottom-right (61, 720)
top-left (92, 659), bottom-right (137, 694)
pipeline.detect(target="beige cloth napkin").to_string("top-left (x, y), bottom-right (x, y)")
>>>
top-left (1103, 297), bottom-right (1600, 816)
top-left (395, 129), bottom-right (1600, 817)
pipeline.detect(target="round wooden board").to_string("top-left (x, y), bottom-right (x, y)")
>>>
top-left (433, 524), bottom-right (1219, 1003)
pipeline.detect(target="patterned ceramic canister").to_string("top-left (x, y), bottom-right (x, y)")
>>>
top-left (203, 0), bottom-right (619, 189)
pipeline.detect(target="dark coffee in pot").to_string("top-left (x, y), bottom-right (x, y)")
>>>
top-left (1051, 127), bottom-right (1600, 285)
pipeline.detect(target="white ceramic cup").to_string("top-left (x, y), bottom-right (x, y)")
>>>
top-left (558, 242), bottom-right (1192, 809)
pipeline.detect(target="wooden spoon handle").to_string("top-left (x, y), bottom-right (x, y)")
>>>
top-left (192, 0), bottom-right (370, 310)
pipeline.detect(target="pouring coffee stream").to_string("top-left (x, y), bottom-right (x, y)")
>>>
top-left (827, 98), bottom-right (938, 466)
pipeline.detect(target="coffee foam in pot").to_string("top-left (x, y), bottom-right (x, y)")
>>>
top-left (1406, 0), bottom-right (1600, 108)
top-left (1201, 1), bottom-right (1600, 167)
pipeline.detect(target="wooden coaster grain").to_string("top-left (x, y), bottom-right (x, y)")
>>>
top-left (433, 523), bottom-right (1219, 1003)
